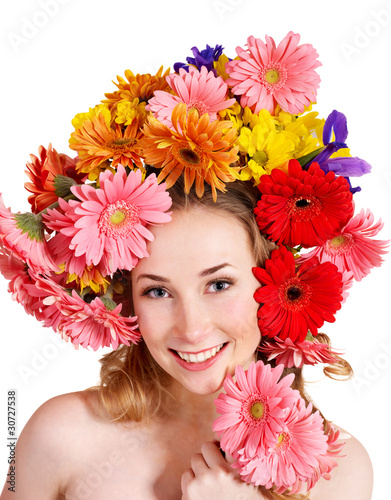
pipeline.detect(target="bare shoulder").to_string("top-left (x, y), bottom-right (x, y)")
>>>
top-left (310, 426), bottom-right (373, 500)
top-left (0, 390), bottom-right (102, 500)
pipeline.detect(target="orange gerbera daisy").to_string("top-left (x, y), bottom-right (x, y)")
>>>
top-left (141, 103), bottom-right (240, 200)
top-left (103, 66), bottom-right (172, 109)
top-left (69, 113), bottom-right (144, 174)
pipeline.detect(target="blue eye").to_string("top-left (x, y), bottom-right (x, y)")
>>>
top-left (207, 280), bottom-right (232, 293)
top-left (144, 288), bottom-right (169, 298)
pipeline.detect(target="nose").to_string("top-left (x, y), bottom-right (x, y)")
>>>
top-left (172, 296), bottom-right (212, 344)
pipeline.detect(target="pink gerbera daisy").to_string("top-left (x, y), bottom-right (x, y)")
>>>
top-left (0, 245), bottom-right (45, 319)
top-left (259, 335), bottom-right (342, 368)
top-left (213, 361), bottom-right (299, 457)
top-left (146, 66), bottom-right (236, 128)
top-left (305, 423), bottom-right (345, 492)
top-left (46, 167), bottom-right (172, 276)
top-left (0, 194), bottom-right (58, 274)
top-left (233, 399), bottom-right (329, 494)
top-left (225, 32), bottom-right (321, 115)
top-left (32, 273), bottom-right (140, 350)
top-left (44, 198), bottom-right (109, 292)
top-left (298, 209), bottom-right (389, 281)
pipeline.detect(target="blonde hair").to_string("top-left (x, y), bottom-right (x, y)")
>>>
top-left (97, 177), bottom-right (352, 499)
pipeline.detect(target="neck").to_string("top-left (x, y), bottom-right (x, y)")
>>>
top-left (164, 378), bottom-right (224, 432)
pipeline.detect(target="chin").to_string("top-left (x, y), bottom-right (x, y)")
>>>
top-left (181, 375), bottom-right (225, 396)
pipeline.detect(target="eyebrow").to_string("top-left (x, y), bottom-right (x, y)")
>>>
top-left (136, 263), bottom-right (234, 283)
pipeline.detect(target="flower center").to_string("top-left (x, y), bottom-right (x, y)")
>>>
top-left (180, 148), bottom-right (200, 165)
top-left (279, 278), bottom-right (312, 311)
top-left (285, 195), bottom-right (322, 222)
top-left (274, 431), bottom-right (291, 454)
top-left (331, 235), bottom-right (345, 246)
top-left (250, 402), bottom-right (265, 419)
top-left (111, 210), bottom-right (126, 225)
top-left (98, 200), bottom-right (140, 238)
top-left (325, 233), bottom-right (354, 255)
top-left (259, 63), bottom-right (288, 91)
top-left (252, 150), bottom-right (268, 166)
top-left (241, 394), bottom-right (269, 428)
top-left (265, 70), bottom-right (279, 84)
top-left (187, 99), bottom-right (209, 118)
top-left (108, 137), bottom-right (136, 151)
top-left (173, 142), bottom-right (207, 170)
top-left (287, 285), bottom-right (301, 301)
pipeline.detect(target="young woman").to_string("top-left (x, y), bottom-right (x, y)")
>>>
top-left (2, 31), bottom-right (384, 500)
top-left (1, 180), bottom-right (373, 500)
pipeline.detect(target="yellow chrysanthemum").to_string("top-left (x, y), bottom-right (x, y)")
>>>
top-left (71, 104), bottom-right (112, 131)
top-left (237, 125), bottom-right (296, 184)
top-left (242, 107), bottom-right (277, 131)
top-left (141, 103), bottom-right (240, 201)
top-left (103, 66), bottom-right (172, 110)
top-left (218, 101), bottom-right (243, 131)
top-left (214, 54), bottom-right (232, 81)
top-left (115, 98), bottom-right (148, 127)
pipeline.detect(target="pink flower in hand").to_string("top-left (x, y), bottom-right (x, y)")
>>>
top-left (213, 361), bottom-right (299, 457)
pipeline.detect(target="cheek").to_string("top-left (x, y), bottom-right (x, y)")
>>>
top-left (218, 295), bottom-right (260, 342)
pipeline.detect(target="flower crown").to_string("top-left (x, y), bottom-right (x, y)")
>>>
top-left (0, 31), bottom-right (387, 358)
top-left (0, 31), bottom-right (388, 496)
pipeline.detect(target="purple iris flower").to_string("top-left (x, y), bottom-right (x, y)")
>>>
top-left (173, 44), bottom-right (224, 75)
top-left (311, 110), bottom-right (371, 193)
top-left (344, 177), bottom-right (362, 194)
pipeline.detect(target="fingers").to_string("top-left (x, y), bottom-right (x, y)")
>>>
top-left (200, 441), bottom-right (230, 470)
top-left (190, 452), bottom-right (208, 476)
top-left (181, 467), bottom-right (194, 492)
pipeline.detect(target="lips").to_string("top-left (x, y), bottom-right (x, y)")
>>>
top-left (170, 342), bottom-right (228, 371)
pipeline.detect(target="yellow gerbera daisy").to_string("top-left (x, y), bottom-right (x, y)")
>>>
top-left (141, 103), bottom-right (240, 201)
top-left (237, 125), bottom-right (296, 184)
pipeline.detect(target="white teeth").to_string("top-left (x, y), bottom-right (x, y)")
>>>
top-left (176, 343), bottom-right (225, 363)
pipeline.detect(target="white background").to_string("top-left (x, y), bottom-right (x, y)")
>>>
top-left (0, 0), bottom-right (390, 498)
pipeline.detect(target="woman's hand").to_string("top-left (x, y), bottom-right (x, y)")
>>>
top-left (181, 441), bottom-right (266, 500)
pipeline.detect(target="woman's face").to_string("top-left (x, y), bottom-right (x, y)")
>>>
top-left (131, 207), bottom-right (262, 395)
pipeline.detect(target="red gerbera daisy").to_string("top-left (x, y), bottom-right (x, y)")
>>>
top-left (253, 246), bottom-right (343, 342)
top-left (25, 144), bottom-right (85, 213)
top-left (255, 160), bottom-right (354, 248)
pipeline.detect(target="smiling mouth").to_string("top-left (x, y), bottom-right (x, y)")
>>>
top-left (172, 343), bottom-right (227, 363)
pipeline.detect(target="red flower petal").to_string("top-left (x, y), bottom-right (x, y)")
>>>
top-left (253, 246), bottom-right (343, 342)
top-left (255, 160), bottom-right (354, 248)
